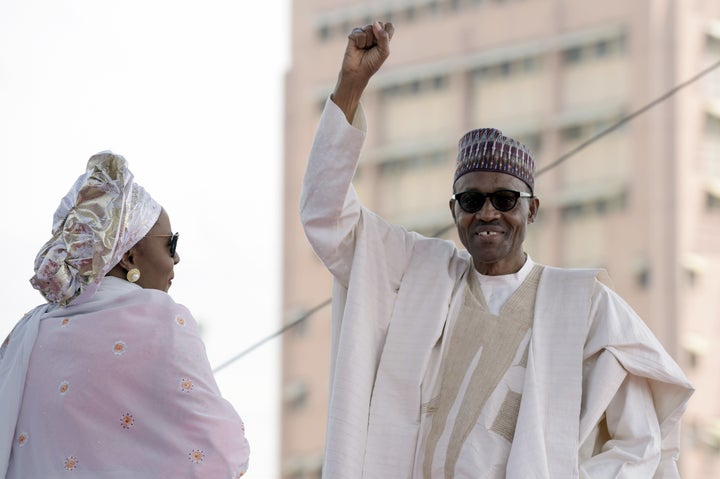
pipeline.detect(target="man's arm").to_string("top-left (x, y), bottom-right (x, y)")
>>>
top-left (579, 281), bottom-right (693, 478)
top-left (332, 22), bottom-right (394, 123)
top-left (301, 22), bottom-right (416, 288)
top-left (580, 372), bottom-right (661, 477)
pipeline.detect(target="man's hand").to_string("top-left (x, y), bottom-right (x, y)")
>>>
top-left (332, 21), bottom-right (395, 123)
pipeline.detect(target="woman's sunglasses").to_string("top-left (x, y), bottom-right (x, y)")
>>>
top-left (148, 232), bottom-right (180, 257)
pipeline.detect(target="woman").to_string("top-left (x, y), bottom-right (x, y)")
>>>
top-left (0, 152), bottom-right (250, 478)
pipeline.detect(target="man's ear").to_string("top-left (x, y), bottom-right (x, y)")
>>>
top-left (528, 197), bottom-right (540, 224)
top-left (449, 198), bottom-right (458, 224)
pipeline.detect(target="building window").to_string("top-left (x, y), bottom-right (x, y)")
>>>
top-left (284, 380), bottom-right (308, 411)
top-left (561, 203), bottom-right (585, 221)
top-left (563, 46), bottom-right (583, 64)
top-left (560, 192), bottom-right (626, 222)
top-left (705, 113), bottom-right (720, 178)
top-left (314, 0), bottom-right (537, 41)
top-left (381, 75), bottom-right (450, 98)
top-left (500, 61), bottom-right (512, 76)
top-left (706, 33), bottom-right (720, 54)
top-left (707, 191), bottom-right (720, 211)
top-left (515, 133), bottom-right (542, 154)
top-left (595, 39), bottom-right (609, 57)
top-left (471, 55), bottom-right (542, 83)
top-left (560, 117), bottom-right (625, 144)
top-left (561, 125), bottom-right (583, 140)
top-left (378, 150), bottom-right (447, 176)
top-left (562, 34), bottom-right (627, 65)
top-left (635, 264), bottom-right (650, 289)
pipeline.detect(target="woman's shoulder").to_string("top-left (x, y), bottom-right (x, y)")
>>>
top-left (125, 288), bottom-right (192, 318)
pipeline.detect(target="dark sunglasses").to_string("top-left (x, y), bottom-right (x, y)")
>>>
top-left (451, 190), bottom-right (533, 213)
top-left (148, 232), bottom-right (180, 257)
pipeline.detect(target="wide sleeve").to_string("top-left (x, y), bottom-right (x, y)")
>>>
top-left (580, 371), bottom-right (661, 477)
top-left (300, 97), bottom-right (415, 289)
top-left (579, 281), bottom-right (693, 479)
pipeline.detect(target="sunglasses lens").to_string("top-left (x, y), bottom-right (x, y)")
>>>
top-left (489, 191), bottom-right (518, 211)
top-left (458, 192), bottom-right (485, 213)
top-left (169, 234), bottom-right (178, 257)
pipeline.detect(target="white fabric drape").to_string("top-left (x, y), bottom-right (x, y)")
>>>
top-left (0, 277), bottom-right (249, 478)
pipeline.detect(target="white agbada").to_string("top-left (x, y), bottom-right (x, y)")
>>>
top-left (300, 98), bottom-right (694, 479)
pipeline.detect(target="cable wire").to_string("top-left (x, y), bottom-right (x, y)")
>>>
top-left (536, 59), bottom-right (720, 176)
top-left (213, 299), bottom-right (331, 373)
top-left (213, 58), bottom-right (720, 373)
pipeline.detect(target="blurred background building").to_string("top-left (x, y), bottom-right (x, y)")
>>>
top-left (281, 0), bottom-right (720, 477)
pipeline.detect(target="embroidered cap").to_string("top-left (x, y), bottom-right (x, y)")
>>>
top-left (454, 128), bottom-right (535, 193)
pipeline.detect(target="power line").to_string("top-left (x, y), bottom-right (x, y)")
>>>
top-left (536, 59), bottom-right (720, 176)
top-left (213, 58), bottom-right (720, 374)
top-left (213, 299), bottom-right (331, 373)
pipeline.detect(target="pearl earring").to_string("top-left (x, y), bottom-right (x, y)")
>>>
top-left (127, 268), bottom-right (141, 283)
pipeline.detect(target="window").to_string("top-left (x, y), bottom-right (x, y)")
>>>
top-left (561, 125), bottom-right (583, 140)
top-left (595, 39), bottom-right (609, 57)
top-left (704, 113), bottom-right (720, 178)
top-left (381, 75), bottom-right (450, 98)
top-left (471, 55), bottom-right (541, 82)
top-left (560, 193), bottom-right (626, 222)
top-left (562, 35), bottom-right (626, 65)
top-left (707, 191), bottom-right (720, 211)
top-left (515, 133), bottom-right (542, 154)
top-left (635, 261), bottom-right (650, 289)
top-left (284, 380), bottom-right (308, 411)
top-left (563, 46), bottom-right (583, 64)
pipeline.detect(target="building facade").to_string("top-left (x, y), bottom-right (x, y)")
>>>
top-left (281, 1), bottom-right (720, 477)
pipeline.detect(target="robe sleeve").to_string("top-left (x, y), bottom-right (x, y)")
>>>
top-left (580, 372), bottom-right (661, 477)
top-left (579, 280), bottom-right (692, 479)
top-left (300, 97), bottom-right (415, 289)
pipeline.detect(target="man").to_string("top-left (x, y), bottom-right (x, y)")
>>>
top-left (301, 22), bottom-right (693, 478)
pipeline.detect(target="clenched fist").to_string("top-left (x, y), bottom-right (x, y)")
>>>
top-left (332, 21), bottom-right (395, 123)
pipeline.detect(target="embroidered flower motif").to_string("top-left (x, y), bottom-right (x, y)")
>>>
top-left (61, 318), bottom-right (70, 327)
top-left (120, 413), bottom-right (134, 429)
top-left (59, 380), bottom-right (70, 395)
top-left (64, 456), bottom-right (78, 470)
top-left (188, 449), bottom-right (205, 463)
top-left (17, 432), bottom-right (28, 446)
top-left (180, 378), bottom-right (194, 393)
top-left (176, 316), bottom-right (186, 326)
top-left (113, 341), bottom-right (127, 356)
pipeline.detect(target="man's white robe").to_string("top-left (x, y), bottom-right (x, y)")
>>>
top-left (300, 98), bottom-right (693, 479)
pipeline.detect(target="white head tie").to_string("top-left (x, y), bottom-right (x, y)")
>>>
top-left (30, 152), bottom-right (161, 305)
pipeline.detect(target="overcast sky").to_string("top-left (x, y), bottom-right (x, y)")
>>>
top-left (0, 1), bottom-right (290, 477)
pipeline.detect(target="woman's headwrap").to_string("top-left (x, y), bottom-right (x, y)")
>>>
top-left (30, 152), bottom-right (161, 306)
